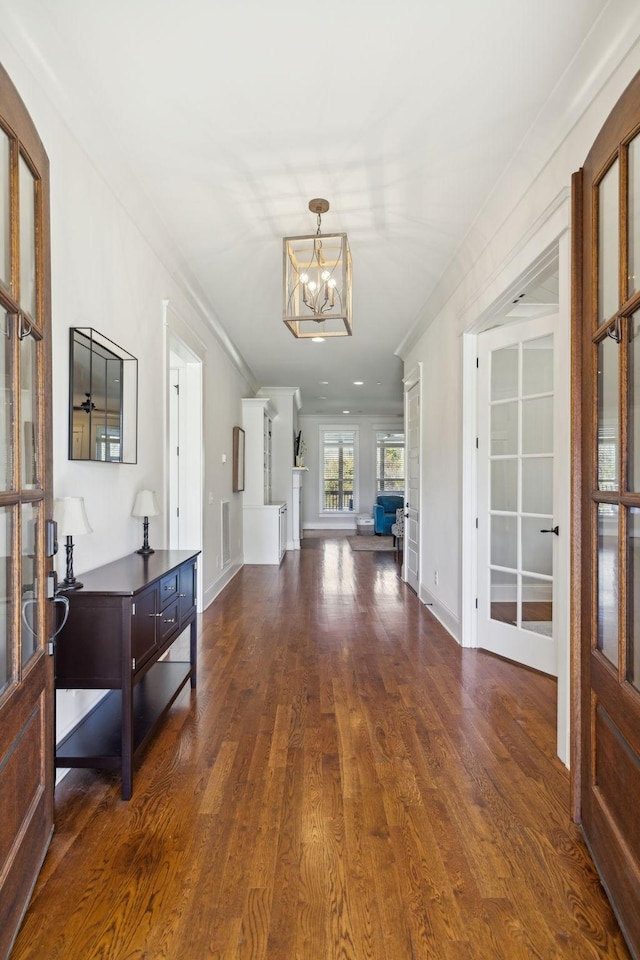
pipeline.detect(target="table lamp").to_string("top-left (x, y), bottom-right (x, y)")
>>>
top-left (132, 490), bottom-right (160, 555)
top-left (54, 496), bottom-right (93, 590)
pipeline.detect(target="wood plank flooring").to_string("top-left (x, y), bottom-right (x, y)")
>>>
top-left (11, 536), bottom-right (630, 959)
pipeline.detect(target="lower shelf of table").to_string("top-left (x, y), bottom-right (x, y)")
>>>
top-left (55, 660), bottom-right (193, 768)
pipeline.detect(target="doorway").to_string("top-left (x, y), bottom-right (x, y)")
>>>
top-left (404, 371), bottom-right (421, 593)
top-left (462, 237), bottom-right (572, 765)
top-left (166, 318), bottom-right (203, 612)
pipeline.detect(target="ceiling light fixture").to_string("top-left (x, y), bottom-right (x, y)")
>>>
top-left (312, 336), bottom-right (325, 342)
top-left (353, 381), bottom-right (363, 385)
top-left (283, 199), bottom-right (352, 338)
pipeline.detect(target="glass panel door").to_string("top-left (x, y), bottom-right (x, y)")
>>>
top-left (488, 334), bottom-right (554, 638)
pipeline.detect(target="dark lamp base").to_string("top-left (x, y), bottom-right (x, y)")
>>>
top-left (59, 579), bottom-right (83, 591)
top-left (136, 546), bottom-right (155, 556)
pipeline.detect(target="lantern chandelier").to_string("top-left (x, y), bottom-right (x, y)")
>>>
top-left (283, 199), bottom-right (352, 338)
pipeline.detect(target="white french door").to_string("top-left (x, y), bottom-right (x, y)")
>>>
top-left (405, 381), bottom-right (420, 593)
top-left (477, 314), bottom-right (561, 675)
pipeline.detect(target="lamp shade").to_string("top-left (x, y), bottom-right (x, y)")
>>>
top-left (54, 497), bottom-right (93, 537)
top-left (132, 489), bottom-right (160, 518)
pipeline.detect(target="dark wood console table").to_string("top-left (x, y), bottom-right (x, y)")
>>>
top-left (54, 550), bottom-right (200, 800)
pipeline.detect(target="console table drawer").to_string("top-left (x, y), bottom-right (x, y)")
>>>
top-left (160, 571), bottom-right (179, 606)
top-left (158, 600), bottom-right (180, 646)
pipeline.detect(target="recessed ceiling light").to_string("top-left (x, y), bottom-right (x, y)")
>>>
top-left (376, 381), bottom-right (382, 385)
top-left (318, 396), bottom-right (327, 400)
top-left (353, 381), bottom-right (363, 385)
top-left (319, 380), bottom-right (329, 384)
top-left (343, 409), bottom-right (350, 414)
top-left (312, 337), bottom-right (325, 343)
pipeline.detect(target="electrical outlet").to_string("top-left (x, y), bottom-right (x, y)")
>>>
top-left (434, 570), bottom-right (439, 586)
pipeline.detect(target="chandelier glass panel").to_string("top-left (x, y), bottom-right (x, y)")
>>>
top-left (283, 200), bottom-right (352, 338)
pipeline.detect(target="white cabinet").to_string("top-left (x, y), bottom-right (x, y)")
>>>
top-left (243, 502), bottom-right (286, 565)
top-left (242, 398), bottom-right (285, 564)
top-left (242, 398), bottom-right (275, 506)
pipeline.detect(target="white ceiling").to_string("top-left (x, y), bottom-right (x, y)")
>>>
top-left (0, 0), bottom-right (618, 414)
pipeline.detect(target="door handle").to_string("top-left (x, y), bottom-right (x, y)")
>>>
top-left (540, 525), bottom-right (559, 536)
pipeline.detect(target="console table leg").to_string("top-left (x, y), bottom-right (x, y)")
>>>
top-left (121, 686), bottom-right (133, 801)
top-left (190, 617), bottom-right (197, 689)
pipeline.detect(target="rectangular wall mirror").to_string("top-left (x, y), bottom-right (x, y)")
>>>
top-left (69, 327), bottom-right (138, 463)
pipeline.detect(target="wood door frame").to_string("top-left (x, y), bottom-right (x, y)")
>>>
top-left (572, 69), bottom-right (640, 955)
top-left (0, 62), bottom-right (53, 959)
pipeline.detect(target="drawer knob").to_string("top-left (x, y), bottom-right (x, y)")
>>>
top-left (163, 617), bottom-right (176, 624)
top-left (164, 585), bottom-right (175, 591)
top-left (149, 612), bottom-right (162, 618)
top-left (178, 593), bottom-right (187, 598)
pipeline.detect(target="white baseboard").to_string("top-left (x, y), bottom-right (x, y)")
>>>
top-left (203, 559), bottom-right (243, 610)
top-left (420, 586), bottom-right (461, 644)
top-left (303, 520), bottom-right (357, 531)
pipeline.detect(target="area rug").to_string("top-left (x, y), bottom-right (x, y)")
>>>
top-left (348, 535), bottom-right (395, 552)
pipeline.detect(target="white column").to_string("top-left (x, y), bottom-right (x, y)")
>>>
top-left (291, 467), bottom-right (308, 549)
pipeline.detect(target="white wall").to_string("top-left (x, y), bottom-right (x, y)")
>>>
top-left (0, 36), bottom-right (254, 751)
top-left (400, 25), bottom-right (640, 645)
top-left (298, 414), bottom-right (404, 529)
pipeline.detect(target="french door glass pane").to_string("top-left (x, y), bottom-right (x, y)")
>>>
top-left (19, 155), bottom-right (37, 320)
top-left (491, 346), bottom-right (518, 401)
top-left (629, 136), bottom-right (640, 301)
top-left (598, 336), bottom-right (619, 492)
top-left (598, 160), bottom-right (619, 324)
top-left (20, 332), bottom-right (39, 490)
top-left (491, 401), bottom-right (517, 455)
top-left (522, 516), bottom-right (553, 576)
top-left (629, 508), bottom-right (640, 692)
top-left (522, 335), bottom-right (553, 395)
top-left (490, 569), bottom-right (517, 626)
top-left (598, 503), bottom-right (619, 667)
top-left (491, 514), bottom-right (517, 569)
top-left (21, 501), bottom-right (39, 667)
top-left (522, 574), bottom-right (553, 637)
top-left (0, 129), bottom-right (10, 291)
top-left (628, 312), bottom-right (640, 490)
top-left (0, 506), bottom-right (12, 697)
top-left (522, 457), bottom-right (553, 514)
top-left (522, 397), bottom-right (553, 454)
top-left (491, 460), bottom-right (517, 511)
top-left (0, 313), bottom-right (12, 490)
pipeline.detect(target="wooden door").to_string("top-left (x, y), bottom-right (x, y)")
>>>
top-left (0, 66), bottom-right (53, 958)
top-left (574, 69), bottom-right (640, 956)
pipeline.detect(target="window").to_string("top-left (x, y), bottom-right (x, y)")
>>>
top-left (321, 428), bottom-right (357, 512)
top-left (376, 430), bottom-right (405, 493)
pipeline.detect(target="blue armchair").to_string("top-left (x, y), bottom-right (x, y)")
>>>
top-left (373, 495), bottom-right (404, 535)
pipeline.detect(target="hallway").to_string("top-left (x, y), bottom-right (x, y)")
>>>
top-left (12, 536), bottom-right (629, 959)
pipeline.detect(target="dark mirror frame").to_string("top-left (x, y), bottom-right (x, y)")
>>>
top-left (69, 327), bottom-right (138, 463)
top-left (233, 426), bottom-right (245, 492)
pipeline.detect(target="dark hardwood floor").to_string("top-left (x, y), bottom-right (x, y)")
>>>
top-left (11, 536), bottom-right (629, 959)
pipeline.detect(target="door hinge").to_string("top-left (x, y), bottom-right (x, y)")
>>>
top-left (476, 357), bottom-right (479, 369)
top-left (475, 597), bottom-right (478, 609)
top-left (475, 437), bottom-right (479, 449)
top-left (475, 517), bottom-right (478, 529)
top-left (132, 602), bottom-right (136, 616)
top-left (132, 657), bottom-right (136, 671)
top-left (47, 641), bottom-right (54, 656)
